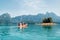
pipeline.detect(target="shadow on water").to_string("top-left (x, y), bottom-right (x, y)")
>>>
top-left (17, 27), bottom-right (25, 33)
top-left (42, 25), bottom-right (52, 31)
top-left (42, 25), bottom-right (56, 37)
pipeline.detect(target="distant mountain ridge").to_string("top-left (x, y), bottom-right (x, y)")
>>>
top-left (0, 12), bottom-right (60, 24)
top-left (11, 12), bottom-right (60, 23)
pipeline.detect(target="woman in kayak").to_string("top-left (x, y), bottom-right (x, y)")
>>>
top-left (18, 22), bottom-right (27, 30)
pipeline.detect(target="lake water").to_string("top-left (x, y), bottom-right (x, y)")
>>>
top-left (0, 24), bottom-right (60, 40)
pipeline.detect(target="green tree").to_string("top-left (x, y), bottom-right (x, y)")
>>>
top-left (42, 17), bottom-right (53, 23)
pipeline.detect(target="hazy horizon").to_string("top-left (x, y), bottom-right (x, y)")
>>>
top-left (0, 0), bottom-right (60, 17)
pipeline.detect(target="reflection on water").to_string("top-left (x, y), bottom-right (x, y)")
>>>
top-left (42, 25), bottom-right (52, 30)
top-left (41, 25), bottom-right (60, 40)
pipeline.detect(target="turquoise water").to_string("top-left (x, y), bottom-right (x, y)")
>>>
top-left (0, 24), bottom-right (60, 40)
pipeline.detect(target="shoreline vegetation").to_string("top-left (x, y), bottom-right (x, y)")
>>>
top-left (41, 23), bottom-right (56, 26)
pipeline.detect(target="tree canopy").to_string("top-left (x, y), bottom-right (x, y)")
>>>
top-left (42, 17), bottom-right (53, 23)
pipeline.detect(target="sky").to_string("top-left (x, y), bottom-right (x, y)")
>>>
top-left (0, 0), bottom-right (60, 17)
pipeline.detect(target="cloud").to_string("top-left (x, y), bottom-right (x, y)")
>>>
top-left (23, 0), bottom-right (39, 10)
top-left (0, 0), bottom-right (60, 17)
top-left (12, 0), bottom-right (47, 16)
top-left (20, 0), bottom-right (48, 14)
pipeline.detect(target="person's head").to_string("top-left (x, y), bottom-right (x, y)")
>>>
top-left (24, 23), bottom-right (26, 24)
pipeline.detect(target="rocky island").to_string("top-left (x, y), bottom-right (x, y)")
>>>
top-left (41, 17), bottom-right (56, 26)
top-left (36, 17), bottom-right (56, 26)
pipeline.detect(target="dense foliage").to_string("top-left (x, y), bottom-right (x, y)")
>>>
top-left (42, 17), bottom-right (53, 23)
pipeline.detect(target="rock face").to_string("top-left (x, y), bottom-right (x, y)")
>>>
top-left (0, 13), bottom-right (11, 24)
top-left (40, 23), bottom-right (56, 26)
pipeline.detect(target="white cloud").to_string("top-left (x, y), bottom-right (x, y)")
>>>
top-left (24, 0), bottom-right (39, 9)
top-left (22, 0), bottom-right (48, 15)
